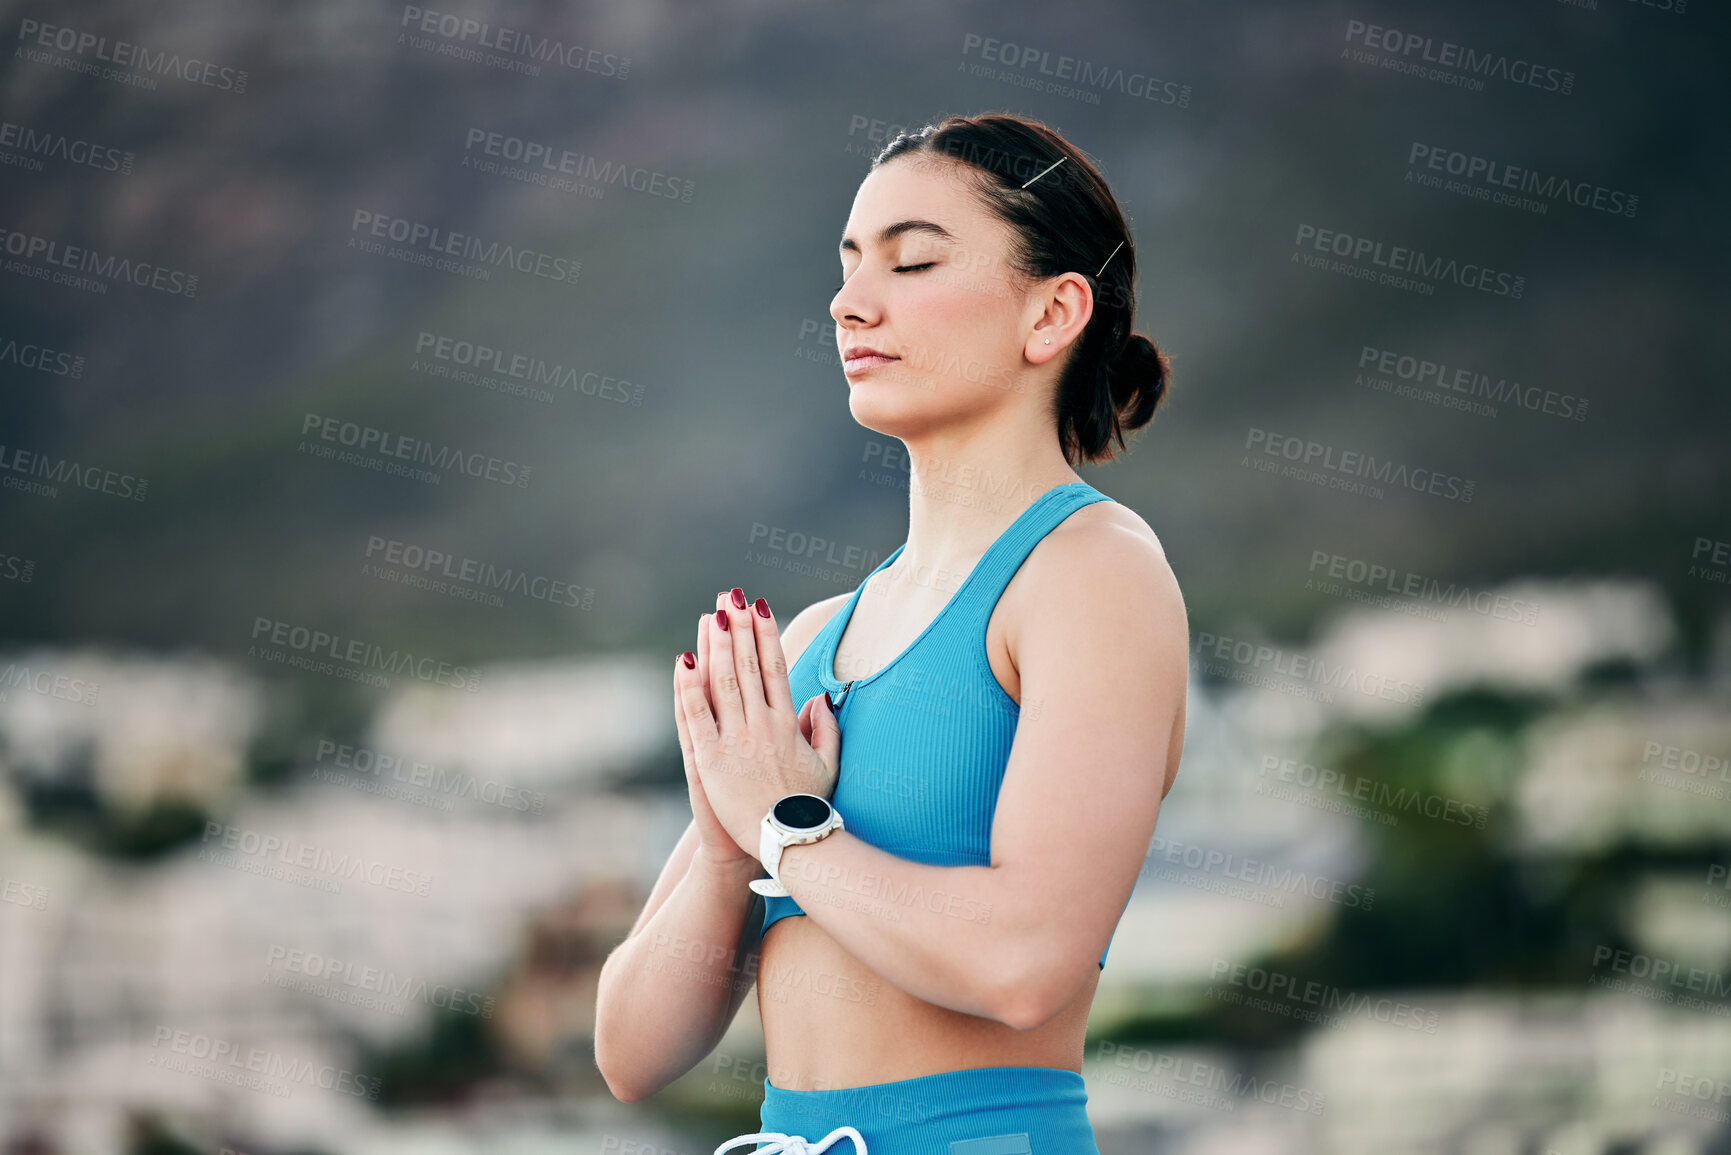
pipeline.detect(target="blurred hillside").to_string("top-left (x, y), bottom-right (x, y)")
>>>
top-left (2, 0), bottom-right (1726, 668)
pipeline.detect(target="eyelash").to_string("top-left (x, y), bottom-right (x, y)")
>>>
top-left (834, 263), bottom-right (935, 291)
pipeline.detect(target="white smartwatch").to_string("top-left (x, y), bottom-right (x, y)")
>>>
top-left (748, 793), bottom-right (844, 897)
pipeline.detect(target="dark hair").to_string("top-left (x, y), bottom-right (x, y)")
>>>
top-left (872, 113), bottom-right (1172, 466)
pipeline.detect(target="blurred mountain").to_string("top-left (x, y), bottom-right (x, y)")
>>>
top-left (1, 0), bottom-right (1726, 669)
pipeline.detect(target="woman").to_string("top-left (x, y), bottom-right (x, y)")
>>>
top-left (595, 113), bottom-right (1189, 1155)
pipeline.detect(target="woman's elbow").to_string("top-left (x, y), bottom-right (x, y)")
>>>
top-left (996, 977), bottom-right (1069, 1032)
top-left (601, 1070), bottom-right (651, 1104)
top-left (593, 975), bottom-right (650, 1101)
top-left (990, 941), bottom-right (1079, 1032)
top-left (594, 1028), bottom-right (659, 1103)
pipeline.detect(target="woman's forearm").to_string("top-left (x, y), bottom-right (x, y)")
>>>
top-left (774, 830), bottom-right (1042, 1027)
top-left (594, 851), bottom-right (765, 1101)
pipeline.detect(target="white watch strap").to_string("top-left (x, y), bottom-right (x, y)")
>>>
top-left (752, 812), bottom-right (789, 896)
top-left (749, 801), bottom-right (841, 898)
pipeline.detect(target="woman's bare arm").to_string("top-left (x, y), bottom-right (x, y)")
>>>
top-left (593, 835), bottom-right (765, 1102)
top-left (592, 592), bottom-right (848, 1102)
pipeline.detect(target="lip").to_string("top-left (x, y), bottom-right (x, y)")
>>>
top-left (841, 346), bottom-right (900, 376)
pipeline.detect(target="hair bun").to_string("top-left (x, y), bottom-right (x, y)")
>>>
top-left (1106, 333), bottom-right (1171, 434)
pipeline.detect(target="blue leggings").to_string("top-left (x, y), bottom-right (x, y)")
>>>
top-left (737, 1065), bottom-right (1100, 1154)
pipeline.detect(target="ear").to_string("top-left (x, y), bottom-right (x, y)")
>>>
top-left (1025, 272), bottom-right (1095, 366)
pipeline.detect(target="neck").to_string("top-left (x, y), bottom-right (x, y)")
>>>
top-left (893, 420), bottom-right (1082, 581)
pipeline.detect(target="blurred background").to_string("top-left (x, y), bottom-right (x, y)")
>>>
top-left (2, 0), bottom-right (1728, 1152)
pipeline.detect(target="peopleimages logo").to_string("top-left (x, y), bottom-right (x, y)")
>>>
top-left (0, 551), bottom-right (34, 584)
top-left (1143, 835), bottom-right (1377, 909)
top-left (347, 209), bottom-right (581, 285)
top-left (1193, 628), bottom-right (1426, 706)
top-left (460, 128), bottom-right (694, 202)
top-left (1208, 959), bottom-right (1442, 1032)
top-left (0, 328), bottom-right (85, 377)
top-left (1244, 427), bottom-right (1475, 504)
top-left (264, 944), bottom-right (495, 1018)
top-left (397, 6), bottom-right (630, 78)
top-left (0, 441), bottom-right (149, 502)
top-left (1094, 1042), bottom-right (1327, 1115)
top-left (960, 33), bottom-right (1192, 107)
top-left (248, 615), bottom-right (484, 692)
top-left (1307, 548), bottom-right (1541, 625)
top-left (843, 114), bottom-right (915, 160)
top-left (313, 738), bottom-right (546, 814)
top-left (0, 118), bottom-right (133, 175)
top-left (15, 19), bottom-right (250, 92)
top-left (1641, 740), bottom-right (1730, 785)
top-left (200, 822), bottom-right (434, 896)
top-left (1, 876), bottom-right (49, 910)
top-left (149, 1026), bottom-right (380, 1099)
top-left (412, 330), bottom-right (644, 406)
top-left (1406, 143), bottom-right (1637, 218)
top-left (1357, 345), bottom-right (1587, 422)
top-left (1341, 18), bottom-right (1575, 95)
top-left (0, 660), bottom-right (100, 706)
top-left (363, 535), bottom-right (593, 610)
top-left (1293, 224), bottom-right (1524, 298)
top-left (1257, 754), bottom-right (1488, 828)
top-left (0, 223), bottom-right (199, 296)
top-left (1590, 945), bottom-right (1731, 1001)
top-left (298, 412), bottom-right (531, 489)
top-left (748, 522), bottom-right (885, 574)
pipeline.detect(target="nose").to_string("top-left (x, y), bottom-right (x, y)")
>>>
top-left (830, 272), bottom-right (878, 330)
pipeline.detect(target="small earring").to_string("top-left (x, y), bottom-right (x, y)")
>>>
top-left (1043, 338), bottom-right (1051, 344)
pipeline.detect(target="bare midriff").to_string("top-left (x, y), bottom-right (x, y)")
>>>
top-left (755, 908), bottom-right (1097, 1092)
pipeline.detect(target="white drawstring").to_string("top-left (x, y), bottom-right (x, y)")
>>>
top-left (713, 1124), bottom-right (867, 1155)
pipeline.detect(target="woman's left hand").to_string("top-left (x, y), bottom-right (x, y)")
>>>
top-left (675, 590), bottom-right (841, 860)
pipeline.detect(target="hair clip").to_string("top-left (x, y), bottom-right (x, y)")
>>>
top-left (1094, 240), bottom-right (1124, 278)
top-left (1020, 155), bottom-right (1067, 189)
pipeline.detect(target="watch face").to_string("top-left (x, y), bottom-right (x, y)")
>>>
top-left (773, 793), bottom-right (832, 831)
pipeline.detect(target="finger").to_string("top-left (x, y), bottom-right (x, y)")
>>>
top-left (707, 603), bottom-right (746, 736)
top-left (676, 642), bottom-right (720, 755)
top-left (697, 607), bottom-right (714, 709)
top-left (700, 590), bottom-right (736, 704)
top-left (751, 596), bottom-right (796, 715)
top-left (725, 587), bottom-right (770, 725)
top-left (797, 695), bottom-right (815, 746)
top-left (674, 653), bottom-right (716, 804)
top-left (673, 653), bottom-right (697, 774)
top-left (810, 692), bottom-right (842, 781)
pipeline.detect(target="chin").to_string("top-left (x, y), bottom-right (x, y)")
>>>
top-left (847, 377), bottom-right (925, 421)
top-left (847, 382), bottom-right (967, 442)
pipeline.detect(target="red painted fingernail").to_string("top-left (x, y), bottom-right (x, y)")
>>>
top-left (681, 651), bottom-right (696, 669)
top-left (755, 597), bottom-right (771, 618)
top-left (824, 691), bottom-right (835, 712)
top-left (716, 608), bottom-right (730, 632)
top-left (731, 587), bottom-right (747, 609)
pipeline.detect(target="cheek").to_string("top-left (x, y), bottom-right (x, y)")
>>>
top-left (903, 277), bottom-right (1018, 360)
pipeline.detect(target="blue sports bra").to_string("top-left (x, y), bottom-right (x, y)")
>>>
top-left (758, 480), bottom-right (1129, 971)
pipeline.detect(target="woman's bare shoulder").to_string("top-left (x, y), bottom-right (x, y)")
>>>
top-left (1066, 495), bottom-right (1165, 556)
top-left (1029, 495), bottom-right (1184, 622)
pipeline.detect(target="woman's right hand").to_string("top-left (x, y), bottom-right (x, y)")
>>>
top-left (672, 591), bottom-right (760, 870)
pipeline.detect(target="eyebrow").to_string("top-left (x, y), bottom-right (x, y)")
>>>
top-left (839, 219), bottom-right (957, 253)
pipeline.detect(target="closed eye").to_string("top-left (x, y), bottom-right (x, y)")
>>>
top-left (833, 263), bottom-right (936, 291)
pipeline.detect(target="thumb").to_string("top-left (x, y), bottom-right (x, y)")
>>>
top-left (811, 692), bottom-right (842, 778)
